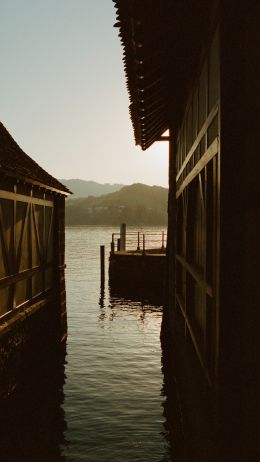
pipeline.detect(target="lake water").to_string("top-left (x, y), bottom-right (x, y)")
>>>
top-left (0, 226), bottom-right (183, 462)
top-left (64, 226), bottom-right (170, 462)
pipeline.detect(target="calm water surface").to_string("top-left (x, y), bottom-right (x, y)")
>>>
top-left (0, 226), bottom-right (182, 462)
top-left (64, 226), bottom-right (170, 461)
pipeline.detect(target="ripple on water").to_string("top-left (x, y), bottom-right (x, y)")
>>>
top-left (62, 227), bottom-right (173, 461)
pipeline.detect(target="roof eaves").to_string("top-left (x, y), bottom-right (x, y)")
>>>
top-left (113, 0), bottom-right (170, 150)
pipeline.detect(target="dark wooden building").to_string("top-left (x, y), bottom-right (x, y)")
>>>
top-left (0, 122), bottom-right (70, 398)
top-left (113, 1), bottom-right (260, 460)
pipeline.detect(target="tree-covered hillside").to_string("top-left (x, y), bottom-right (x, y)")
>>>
top-left (65, 183), bottom-right (168, 226)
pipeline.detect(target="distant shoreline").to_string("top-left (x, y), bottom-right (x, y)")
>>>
top-left (65, 224), bottom-right (167, 228)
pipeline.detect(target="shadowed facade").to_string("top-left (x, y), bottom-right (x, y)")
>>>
top-left (113, 1), bottom-right (260, 460)
top-left (0, 122), bottom-right (70, 398)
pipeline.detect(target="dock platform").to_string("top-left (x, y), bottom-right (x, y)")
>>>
top-left (109, 229), bottom-right (167, 302)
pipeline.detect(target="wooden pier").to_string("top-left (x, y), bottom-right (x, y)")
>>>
top-left (109, 227), bottom-right (167, 303)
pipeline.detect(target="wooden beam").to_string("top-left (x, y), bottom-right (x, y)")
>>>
top-left (16, 202), bottom-right (30, 273)
top-left (157, 136), bottom-right (170, 141)
top-left (0, 190), bottom-right (53, 207)
top-left (176, 103), bottom-right (219, 181)
top-left (0, 201), bottom-right (11, 275)
top-left (32, 204), bottom-right (43, 265)
top-left (176, 292), bottom-right (212, 385)
top-left (176, 253), bottom-right (213, 297)
top-left (0, 263), bottom-right (54, 289)
top-left (45, 207), bottom-right (54, 262)
top-left (176, 138), bottom-right (218, 198)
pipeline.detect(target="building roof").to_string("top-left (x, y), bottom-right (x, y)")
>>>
top-left (113, 0), bottom-right (210, 150)
top-left (0, 122), bottom-right (70, 195)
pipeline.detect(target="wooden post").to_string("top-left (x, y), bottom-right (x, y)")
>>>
top-left (162, 230), bottom-right (165, 249)
top-left (117, 238), bottom-right (120, 251)
top-left (53, 195), bottom-right (67, 341)
top-left (167, 129), bottom-right (177, 325)
top-left (100, 245), bottom-right (105, 287)
top-left (111, 234), bottom-right (115, 254)
top-left (120, 223), bottom-right (126, 251)
top-left (137, 231), bottom-right (140, 250)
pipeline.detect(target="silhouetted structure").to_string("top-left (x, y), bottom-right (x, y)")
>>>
top-left (0, 122), bottom-right (70, 398)
top-left (113, 1), bottom-right (259, 460)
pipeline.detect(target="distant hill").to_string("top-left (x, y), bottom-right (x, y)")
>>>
top-left (59, 179), bottom-right (124, 198)
top-left (65, 183), bottom-right (168, 226)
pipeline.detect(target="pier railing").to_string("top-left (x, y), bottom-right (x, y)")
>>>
top-left (111, 231), bottom-right (167, 253)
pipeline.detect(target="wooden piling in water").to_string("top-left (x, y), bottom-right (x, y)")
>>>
top-left (100, 245), bottom-right (105, 286)
top-left (120, 223), bottom-right (126, 250)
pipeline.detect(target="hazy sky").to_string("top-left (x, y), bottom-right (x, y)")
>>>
top-left (0, 1), bottom-right (168, 187)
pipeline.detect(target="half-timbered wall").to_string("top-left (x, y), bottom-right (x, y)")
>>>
top-left (175, 28), bottom-right (220, 383)
top-left (0, 186), bottom-right (54, 318)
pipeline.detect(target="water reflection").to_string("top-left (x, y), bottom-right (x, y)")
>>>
top-left (99, 285), bottom-right (105, 309)
top-left (107, 291), bottom-right (163, 329)
top-left (109, 280), bottom-right (165, 307)
top-left (99, 283), bottom-right (106, 324)
top-left (63, 227), bottom-right (184, 461)
top-left (0, 345), bottom-right (67, 462)
top-left (101, 283), bottom-right (184, 462)
top-left (108, 280), bottom-right (163, 323)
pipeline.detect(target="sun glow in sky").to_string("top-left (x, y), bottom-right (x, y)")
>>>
top-left (0, 1), bottom-right (169, 187)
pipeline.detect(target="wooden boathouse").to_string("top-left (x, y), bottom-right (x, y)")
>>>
top-left (0, 122), bottom-right (70, 398)
top-left (113, 1), bottom-right (259, 460)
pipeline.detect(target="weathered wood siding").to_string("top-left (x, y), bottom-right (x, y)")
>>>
top-left (168, 4), bottom-right (260, 456)
top-left (0, 182), bottom-right (55, 316)
top-left (173, 28), bottom-right (220, 385)
top-left (0, 178), bottom-right (67, 398)
top-left (53, 195), bottom-right (67, 341)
